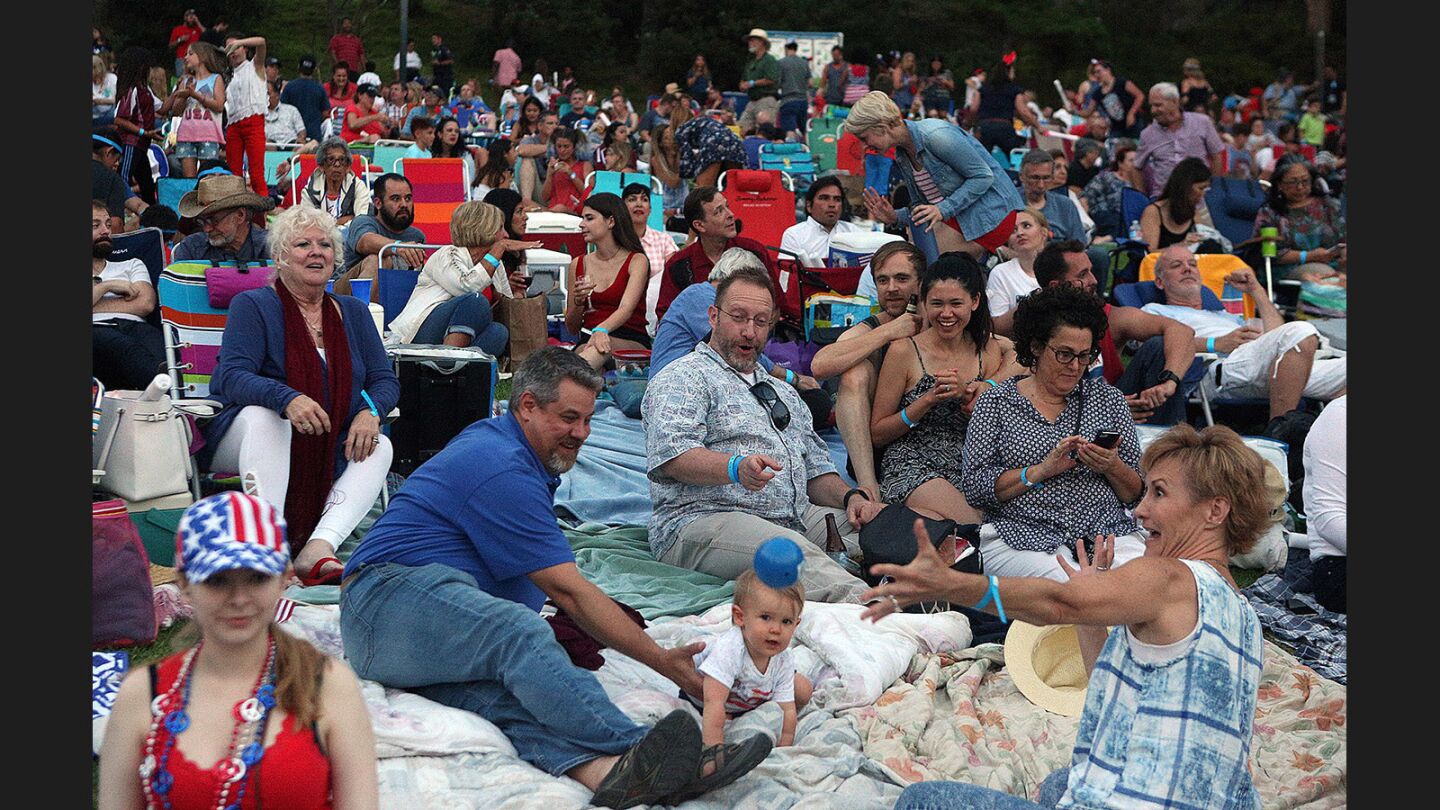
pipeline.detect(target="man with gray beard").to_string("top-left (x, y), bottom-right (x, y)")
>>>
top-left (643, 266), bottom-right (885, 602)
top-left (341, 347), bottom-right (772, 808)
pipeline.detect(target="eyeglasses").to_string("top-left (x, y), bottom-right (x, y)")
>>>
top-left (718, 307), bottom-right (773, 331)
top-left (322, 156), bottom-right (349, 166)
top-left (1278, 178), bottom-right (1311, 187)
top-left (195, 211), bottom-right (238, 228)
top-left (748, 380), bottom-right (791, 431)
top-left (1045, 344), bottom-right (1102, 367)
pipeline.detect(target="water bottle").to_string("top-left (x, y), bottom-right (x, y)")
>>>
top-left (1127, 218), bottom-right (1143, 242)
top-left (138, 373), bottom-right (172, 402)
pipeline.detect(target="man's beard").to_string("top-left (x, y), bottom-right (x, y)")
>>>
top-left (380, 206), bottom-right (414, 231)
top-left (544, 452), bottom-right (576, 475)
top-left (93, 238), bottom-right (113, 259)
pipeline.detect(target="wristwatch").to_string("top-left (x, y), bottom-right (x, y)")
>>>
top-left (843, 487), bottom-right (871, 509)
top-left (1157, 370), bottom-right (1184, 390)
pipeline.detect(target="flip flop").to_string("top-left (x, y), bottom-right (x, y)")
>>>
top-left (298, 556), bottom-right (344, 587)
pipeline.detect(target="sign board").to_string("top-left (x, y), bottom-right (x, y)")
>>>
top-left (764, 31), bottom-right (844, 81)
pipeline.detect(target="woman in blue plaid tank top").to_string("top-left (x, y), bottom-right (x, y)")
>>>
top-left (868, 423), bottom-right (1267, 810)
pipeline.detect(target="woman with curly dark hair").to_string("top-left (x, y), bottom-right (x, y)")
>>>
top-left (959, 283), bottom-right (1146, 581)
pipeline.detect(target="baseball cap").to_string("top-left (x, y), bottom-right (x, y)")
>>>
top-left (264, 56), bottom-right (281, 67)
top-left (299, 54), bottom-right (317, 71)
top-left (175, 492), bottom-right (290, 584)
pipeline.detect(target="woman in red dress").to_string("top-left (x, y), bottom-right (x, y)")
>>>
top-left (564, 192), bottom-right (652, 370)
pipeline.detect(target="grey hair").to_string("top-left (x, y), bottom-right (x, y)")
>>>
top-left (709, 246), bottom-right (766, 282)
top-left (1073, 138), bottom-right (1103, 161)
top-left (318, 136), bottom-right (351, 160)
top-left (267, 205), bottom-right (344, 271)
top-left (1149, 82), bottom-right (1180, 102)
top-left (508, 346), bottom-right (604, 411)
top-left (1019, 149), bottom-right (1055, 169)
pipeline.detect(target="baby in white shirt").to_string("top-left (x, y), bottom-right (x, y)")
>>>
top-left (687, 569), bottom-right (813, 769)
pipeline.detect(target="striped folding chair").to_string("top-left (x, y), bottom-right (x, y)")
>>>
top-left (399, 157), bottom-right (469, 244)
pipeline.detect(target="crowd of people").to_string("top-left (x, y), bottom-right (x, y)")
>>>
top-left (93, 13), bottom-right (1348, 810)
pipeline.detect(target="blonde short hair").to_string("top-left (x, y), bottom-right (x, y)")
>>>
top-left (449, 201), bottom-right (504, 247)
top-left (1140, 424), bottom-right (1270, 556)
top-left (845, 91), bottom-right (904, 136)
top-left (733, 569), bottom-right (805, 615)
top-left (268, 205), bottom-right (343, 272)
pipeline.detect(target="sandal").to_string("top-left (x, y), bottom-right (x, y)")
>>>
top-left (665, 733), bottom-right (774, 804)
top-left (590, 709), bottom-right (702, 809)
top-left (297, 556), bottom-right (344, 587)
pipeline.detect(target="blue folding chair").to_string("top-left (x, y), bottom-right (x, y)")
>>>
top-left (584, 170), bottom-right (664, 232)
top-left (375, 242), bottom-right (446, 331)
top-left (109, 228), bottom-right (168, 329)
top-left (758, 142), bottom-right (817, 194)
top-left (156, 177), bottom-right (198, 217)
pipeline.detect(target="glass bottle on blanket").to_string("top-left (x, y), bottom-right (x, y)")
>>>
top-left (825, 512), bottom-right (863, 577)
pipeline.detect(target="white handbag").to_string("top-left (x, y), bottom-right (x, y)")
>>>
top-left (92, 390), bottom-right (211, 503)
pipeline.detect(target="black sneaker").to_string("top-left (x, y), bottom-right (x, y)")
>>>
top-left (590, 710), bottom-right (702, 809)
top-left (665, 733), bottom-right (774, 804)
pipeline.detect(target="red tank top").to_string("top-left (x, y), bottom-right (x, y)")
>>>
top-left (1099, 304), bottom-right (1123, 385)
top-left (579, 252), bottom-right (647, 334)
top-left (148, 652), bottom-right (334, 810)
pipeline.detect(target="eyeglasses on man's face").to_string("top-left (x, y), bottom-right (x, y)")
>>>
top-left (718, 307), bottom-right (773, 331)
top-left (748, 380), bottom-right (791, 431)
top-left (196, 210), bottom-right (240, 229)
top-left (1045, 344), bottom-right (1102, 367)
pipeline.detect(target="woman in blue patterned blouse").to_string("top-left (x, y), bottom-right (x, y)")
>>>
top-left (866, 422), bottom-right (1269, 810)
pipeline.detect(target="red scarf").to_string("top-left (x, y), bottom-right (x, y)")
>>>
top-left (275, 281), bottom-right (352, 549)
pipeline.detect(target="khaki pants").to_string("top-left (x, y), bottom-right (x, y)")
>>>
top-left (660, 504), bottom-right (868, 603)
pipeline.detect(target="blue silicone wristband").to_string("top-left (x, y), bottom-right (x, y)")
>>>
top-left (592, 326), bottom-right (609, 335)
top-left (1020, 466), bottom-right (1043, 489)
top-left (784, 368), bottom-right (796, 385)
top-left (1206, 337), bottom-right (1216, 353)
top-left (728, 454), bottom-right (743, 484)
top-left (985, 379), bottom-right (997, 388)
top-left (1299, 250), bottom-right (1307, 264)
top-left (989, 576), bottom-right (1009, 624)
top-left (899, 408), bottom-right (915, 429)
top-left (360, 390), bottom-right (380, 418)
top-left (971, 576), bottom-right (994, 611)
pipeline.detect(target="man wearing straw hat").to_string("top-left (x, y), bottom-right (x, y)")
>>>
top-left (172, 173), bottom-right (275, 263)
top-left (737, 28), bottom-right (781, 136)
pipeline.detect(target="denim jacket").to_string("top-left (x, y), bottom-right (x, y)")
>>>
top-left (893, 118), bottom-right (1023, 242)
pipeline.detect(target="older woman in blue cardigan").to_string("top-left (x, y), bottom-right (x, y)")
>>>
top-left (203, 205), bottom-right (400, 586)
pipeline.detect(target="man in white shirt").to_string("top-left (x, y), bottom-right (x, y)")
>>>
top-left (623, 183), bottom-right (678, 336)
top-left (91, 200), bottom-right (165, 390)
top-left (779, 176), bottom-right (862, 267)
top-left (1303, 395), bottom-right (1346, 613)
top-left (1142, 245), bottom-right (1345, 421)
top-left (264, 80), bottom-right (311, 147)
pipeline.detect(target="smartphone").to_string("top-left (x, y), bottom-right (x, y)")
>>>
top-left (1092, 430), bottom-right (1122, 449)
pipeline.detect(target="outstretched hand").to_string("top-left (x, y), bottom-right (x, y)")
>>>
top-left (1057, 533), bottom-right (1114, 580)
top-left (859, 518), bottom-right (955, 622)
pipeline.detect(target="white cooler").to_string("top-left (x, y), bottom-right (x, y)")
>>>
top-left (525, 247), bottom-right (573, 316)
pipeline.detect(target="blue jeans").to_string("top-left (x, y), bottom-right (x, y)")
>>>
top-left (779, 99), bottom-right (808, 135)
top-left (412, 293), bottom-right (510, 356)
top-left (340, 561), bottom-right (648, 775)
top-left (1114, 336), bottom-right (1207, 427)
top-left (896, 769), bottom-right (1069, 809)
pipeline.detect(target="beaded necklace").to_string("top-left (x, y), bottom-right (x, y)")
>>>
top-left (140, 633), bottom-right (279, 810)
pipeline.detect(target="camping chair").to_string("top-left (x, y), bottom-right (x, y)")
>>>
top-left (769, 248), bottom-right (866, 333)
top-left (375, 242), bottom-right (447, 331)
top-left (109, 227), bottom-right (168, 329)
top-left (1137, 252), bottom-right (1257, 319)
top-left (284, 152), bottom-right (372, 209)
top-left (1113, 279), bottom-right (1264, 427)
top-left (807, 117), bottom-right (842, 173)
top-left (372, 139), bottom-right (412, 173)
top-left (582, 170), bottom-right (665, 232)
top-left (263, 143), bottom-right (303, 188)
top-left (758, 142), bottom-right (818, 195)
top-left (159, 260), bottom-right (395, 503)
top-left (156, 177), bottom-right (198, 217)
top-left (1103, 186), bottom-right (1155, 288)
top-left (399, 158), bottom-right (470, 244)
top-left (1205, 177), bottom-right (1268, 248)
top-left (717, 169), bottom-right (797, 263)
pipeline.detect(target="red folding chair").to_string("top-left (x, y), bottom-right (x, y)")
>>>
top-left (280, 153), bottom-right (370, 208)
top-left (718, 169), bottom-right (796, 263)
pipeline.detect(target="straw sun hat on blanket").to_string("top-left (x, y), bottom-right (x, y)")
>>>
top-left (1005, 620), bottom-right (1093, 717)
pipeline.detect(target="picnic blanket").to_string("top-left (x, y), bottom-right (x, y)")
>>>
top-left (1244, 549), bottom-right (1347, 684)
top-left (277, 599), bottom-right (974, 809)
top-left (848, 640), bottom-right (1347, 809)
top-left (563, 522), bottom-right (735, 620)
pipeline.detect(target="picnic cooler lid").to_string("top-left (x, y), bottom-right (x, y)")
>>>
top-left (829, 230), bottom-right (905, 267)
top-left (525, 212), bottom-right (583, 232)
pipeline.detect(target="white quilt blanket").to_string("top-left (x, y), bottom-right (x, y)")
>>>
top-left (280, 601), bottom-right (973, 808)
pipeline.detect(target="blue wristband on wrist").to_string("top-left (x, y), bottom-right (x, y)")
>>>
top-left (1206, 337), bottom-right (1216, 353)
top-left (1020, 465), bottom-right (1043, 489)
top-left (970, 575), bottom-right (1008, 623)
top-left (360, 389), bottom-right (380, 418)
top-left (899, 408), bottom-right (915, 429)
top-left (985, 379), bottom-right (997, 389)
top-left (784, 368), bottom-right (795, 385)
top-left (592, 326), bottom-right (609, 335)
top-left (1299, 250), bottom-right (1307, 264)
top-left (728, 454), bottom-right (743, 484)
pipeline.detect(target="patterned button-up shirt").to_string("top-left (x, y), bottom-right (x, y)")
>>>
top-left (961, 376), bottom-right (1141, 554)
top-left (643, 342), bottom-right (835, 561)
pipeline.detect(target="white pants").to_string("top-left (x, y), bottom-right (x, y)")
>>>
top-left (979, 523), bottom-right (1148, 582)
top-left (211, 405), bottom-right (392, 549)
top-left (1205, 321), bottom-right (1347, 402)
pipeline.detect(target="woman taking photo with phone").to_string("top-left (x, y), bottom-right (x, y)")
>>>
top-left (960, 283), bottom-right (1145, 581)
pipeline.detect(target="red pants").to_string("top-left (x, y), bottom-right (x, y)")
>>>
top-left (225, 114), bottom-right (268, 198)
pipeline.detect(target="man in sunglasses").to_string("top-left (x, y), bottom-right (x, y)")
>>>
top-left (1035, 241), bottom-right (1197, 426)
top-left (644, 266), bottom-right (886, 603)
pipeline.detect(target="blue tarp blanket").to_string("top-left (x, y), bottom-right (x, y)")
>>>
top-left (1243, 547), bottom-right (1347, 684)
top-left (554, 399), bottom-right (857, 526)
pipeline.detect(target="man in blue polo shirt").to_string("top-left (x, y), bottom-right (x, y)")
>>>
top-left (340, 347), bottom-right (771, 807)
